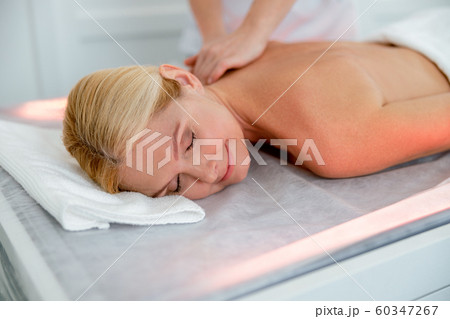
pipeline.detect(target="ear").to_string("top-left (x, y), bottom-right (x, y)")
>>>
top-left (159, 64), bottom-right (204, 94)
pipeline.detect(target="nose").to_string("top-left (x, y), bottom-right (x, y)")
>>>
top-left (192, 159), bottom-right (218, 183)
top-left (183, 155), bottom-right (219, 184)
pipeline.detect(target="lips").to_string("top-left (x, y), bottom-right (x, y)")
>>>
top-left (220, 140), bottom-right (235, 183)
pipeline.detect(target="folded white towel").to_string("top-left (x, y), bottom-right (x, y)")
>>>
top-left (0, 119), bottom-right (205, 231)
top-left (367, 6), bottom-right (450, 80)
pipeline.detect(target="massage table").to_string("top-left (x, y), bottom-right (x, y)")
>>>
top-left (0, 99), bottom-right (449, 301)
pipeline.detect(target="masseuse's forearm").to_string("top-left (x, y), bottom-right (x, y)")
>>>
top-left (239, 0), bottom-right (297, 40)
top-left (189, 0), bottom-right (226, 42)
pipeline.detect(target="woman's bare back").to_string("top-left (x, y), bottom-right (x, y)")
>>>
top-left (217, 41), bottom-right (449, 118)
top-left (212, 41), bottom-right (450, 177)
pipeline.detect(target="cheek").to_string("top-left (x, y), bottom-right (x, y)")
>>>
top-left (184, 183), bottom-right (220, 200)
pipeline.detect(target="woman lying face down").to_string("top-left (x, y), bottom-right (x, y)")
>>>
top-left (63, 42), bottom-right (450, 200)
top-left (63, 65), bottom-right (252, 199)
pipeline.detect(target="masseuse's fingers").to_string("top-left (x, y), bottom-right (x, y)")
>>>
top-left (184, 54), bottom-right (198, 67)
top-left (208, 60), bottom-right (230, 84)
top-left (190, 30), bottom-right (267, 85)
top-left (207, 56), bottom-right (249, 84)
top-left (194, 51), bottom-right (227, 84)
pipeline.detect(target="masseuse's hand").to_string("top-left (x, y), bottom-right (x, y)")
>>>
top-left (184, 27), bottom-right (267, 85)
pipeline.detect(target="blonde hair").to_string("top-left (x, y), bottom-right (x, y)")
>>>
top-left (63, 65), bottom-right (180, 193)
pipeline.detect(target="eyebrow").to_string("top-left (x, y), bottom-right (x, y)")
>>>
top-left (152, 121), bottom-right (181, 197)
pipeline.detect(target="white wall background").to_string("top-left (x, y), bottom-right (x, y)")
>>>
top-left (1, 0), bottom-right (449, 107)
top-left (354, 0), bottom-right (450, 38)
top-left (0, 0), bottom-right (191, 107)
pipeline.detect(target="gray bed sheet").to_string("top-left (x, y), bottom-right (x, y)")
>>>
top-left (0, 113), bottom-right (449, 300)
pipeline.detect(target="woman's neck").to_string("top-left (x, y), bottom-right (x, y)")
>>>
top-left (204, 85), bottom-right (264, 142)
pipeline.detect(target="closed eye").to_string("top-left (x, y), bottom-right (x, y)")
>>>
top-left (187, 131), bottom-right (196, 151)
top-left (174, 174), bottom-right (181, 193)
top-left (173, 131), bottom-right (196, 194)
